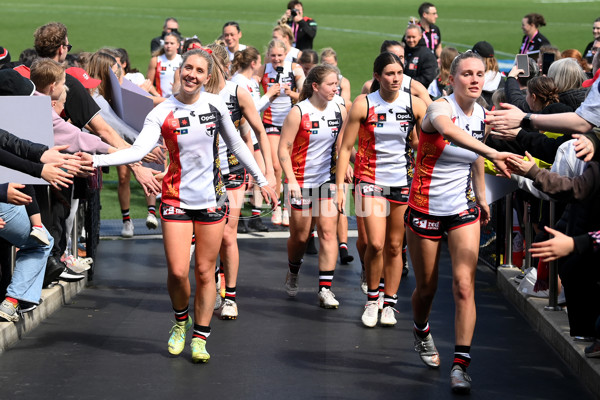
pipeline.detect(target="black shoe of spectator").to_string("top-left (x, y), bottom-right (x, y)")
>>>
top-left (237, 220), bottom-right (249, 234)
top-left (59, 266), bottom-right (85, 282)
top-left (19, 298), bottom-right (42, 314)
top-left (43, 257), bottom-right (65, 287)
top-left (248, 217), bottom-right (269, 232)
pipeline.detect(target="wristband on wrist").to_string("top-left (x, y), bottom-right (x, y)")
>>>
top-left (520, 113), bottom-right (534, 130)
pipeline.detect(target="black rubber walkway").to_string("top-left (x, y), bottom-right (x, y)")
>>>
top-left (0, 236), bottom-right (593, 399)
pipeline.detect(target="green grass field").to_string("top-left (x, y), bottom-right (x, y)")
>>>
top-left (2, 0), bottom-right (597, 219)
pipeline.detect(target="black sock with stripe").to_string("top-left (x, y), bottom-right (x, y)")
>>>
top-left (192, 324), bottom-right (211, 341)
top-left (453, 345), bottom-right (471, 371)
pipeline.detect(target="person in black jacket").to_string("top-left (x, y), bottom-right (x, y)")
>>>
top-left (282, 0), bottom-right (317, 50)
top-left (403, 24), bottom-right (438, 88)
top-left (519, 13), bottom-right (551, 60)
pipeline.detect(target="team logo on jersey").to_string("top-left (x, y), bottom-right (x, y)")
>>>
top-left (396, 113), bottom-right (411, 121)
top-left (412, 217), bottom-right (440, 230)
top-left (377, 113), bottom-right (386, 122)
top-left (327, 119), bottom-right (339, 127)
top-left (311, 121), bottom-right (320, 129)
top-left (330, 127), bottom-right (339, 137)
top-left (205, 123), bottom-right (217, 137)
top-left (198, 112), bottom-right (217, 124)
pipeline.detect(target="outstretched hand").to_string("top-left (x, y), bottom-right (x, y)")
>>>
top-left (529, 226), bottom-right (575, 262)
top-left (506, 151), bottom-right (536, 177)
top-left (6, 183), bottom-right (32, 205)
top-left (485, 103), bottom-right (526, 131)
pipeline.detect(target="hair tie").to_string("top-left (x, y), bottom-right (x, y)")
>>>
top-left (202, 47), bottom-right (213, 54)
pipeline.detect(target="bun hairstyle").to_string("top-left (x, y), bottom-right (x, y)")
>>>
top-left (527, 76), bottom-right (559, 106)
top-left (299, 63), bottom-right (339, 102)
top-left (524, 13), bottom-right (547, 28)
top-left (231, 46), bottom-right (260, 75)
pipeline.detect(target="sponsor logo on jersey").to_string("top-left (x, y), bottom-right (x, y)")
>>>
top-left (178, 129), bottom-right (188, 135)
top-left (366, 111), bottom-right (377, 124)
top-left (226, 102), bottom-right (236, 113)
top-left (302, 120), bottom-right (312, 130)
top-left (327, 119), bottom-right (339, 127)
top-left (377, 113), bottom-right (386, 122)
top-left (311, 121), bottom-right (320, 129)
top-left (269, 78), bottom-right (276, 83)
top-left (377, 123), bottom-right (384, 128)
top-left (412, 217), bottom-right (440, 230)
top-left (311, 130), bottom-right (318, 135)
top-left (361, 183), bottom-right (383, 194)
top-left (161, 66), bottom-right (167, 71)
top-left (162, 206), bottom-right (185, 216)
top-left (471, 130), bottom-right (484, 141)
top-left (198, 112), bottom-right (217, 124)
top-left (396, 113), bottom-right (411, 120)
top-left (290, 197), bottom-right (312, 206)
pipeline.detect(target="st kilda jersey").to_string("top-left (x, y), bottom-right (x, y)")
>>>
top-left (354, 90), bottom-right (416, 187)
top-left (409, 94), bottom-right (486, 216)
top-left (93, 94), bottom-right (266, 209)
top-left (291, 99), bottom-right (343, 188)
top-left (154, 53), bottom-right (182, 98)
top-left (218, 81), bottom-right (244, 176)
top-left (261, 61), bottom-right (298, 126)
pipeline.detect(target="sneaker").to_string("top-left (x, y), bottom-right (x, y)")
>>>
top-left (339, 247), bottom-right (354, 265)
top-left (377, 292), bottom-right (385, 311)
top-left (237, 219), bottom-right (249, 234)
top-left (271, 206), bottom-right (282, 225)
top-left (284, 271), bottom-right (299, 297)
top-left (306, 236), bottom-right (318, 255)
top-left (191, 337), bottom-right (210, 363)
top-left (450, 365), bottom-right (472, 394)
top-left (0, 299), bottom-right (19, 322)
top-left (413, 332), bottom-right (441, 368)
top-left (318, 288), bottom-right (339, 309)
top-left (18, 299), bottom-right (40, 315)
top-left (30, 226), bottom-right (50, 246)
top-left (282, 208), bottom-right (290, 227)
top-left (167, 316), bottom-right (192, 355)
top-left (146, 213), bottom-right (159, 230)
top-left (584, 339), bottom-right (600, 358)
top-left (361, 300), bottom-right (378, 327)
top-left (248, 216), bottom-right (269, 232)
top-left (64, 255), bottom-right (92, 273)
top-left (43, 257), bottom-right (66, 287)
top-left (121, 220), bottom-right (134, 238)
top-left (360, 271), bottom-right (368, 295)
top-left (220, 299), bottom-right (238, 320)
top-left (380, 306), bottom-right (398, 327)
top-left (59, 266), bottom-right (85, 281)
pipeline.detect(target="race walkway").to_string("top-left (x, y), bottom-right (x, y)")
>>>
top-left (0, 230), bottom-right (595, 399)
